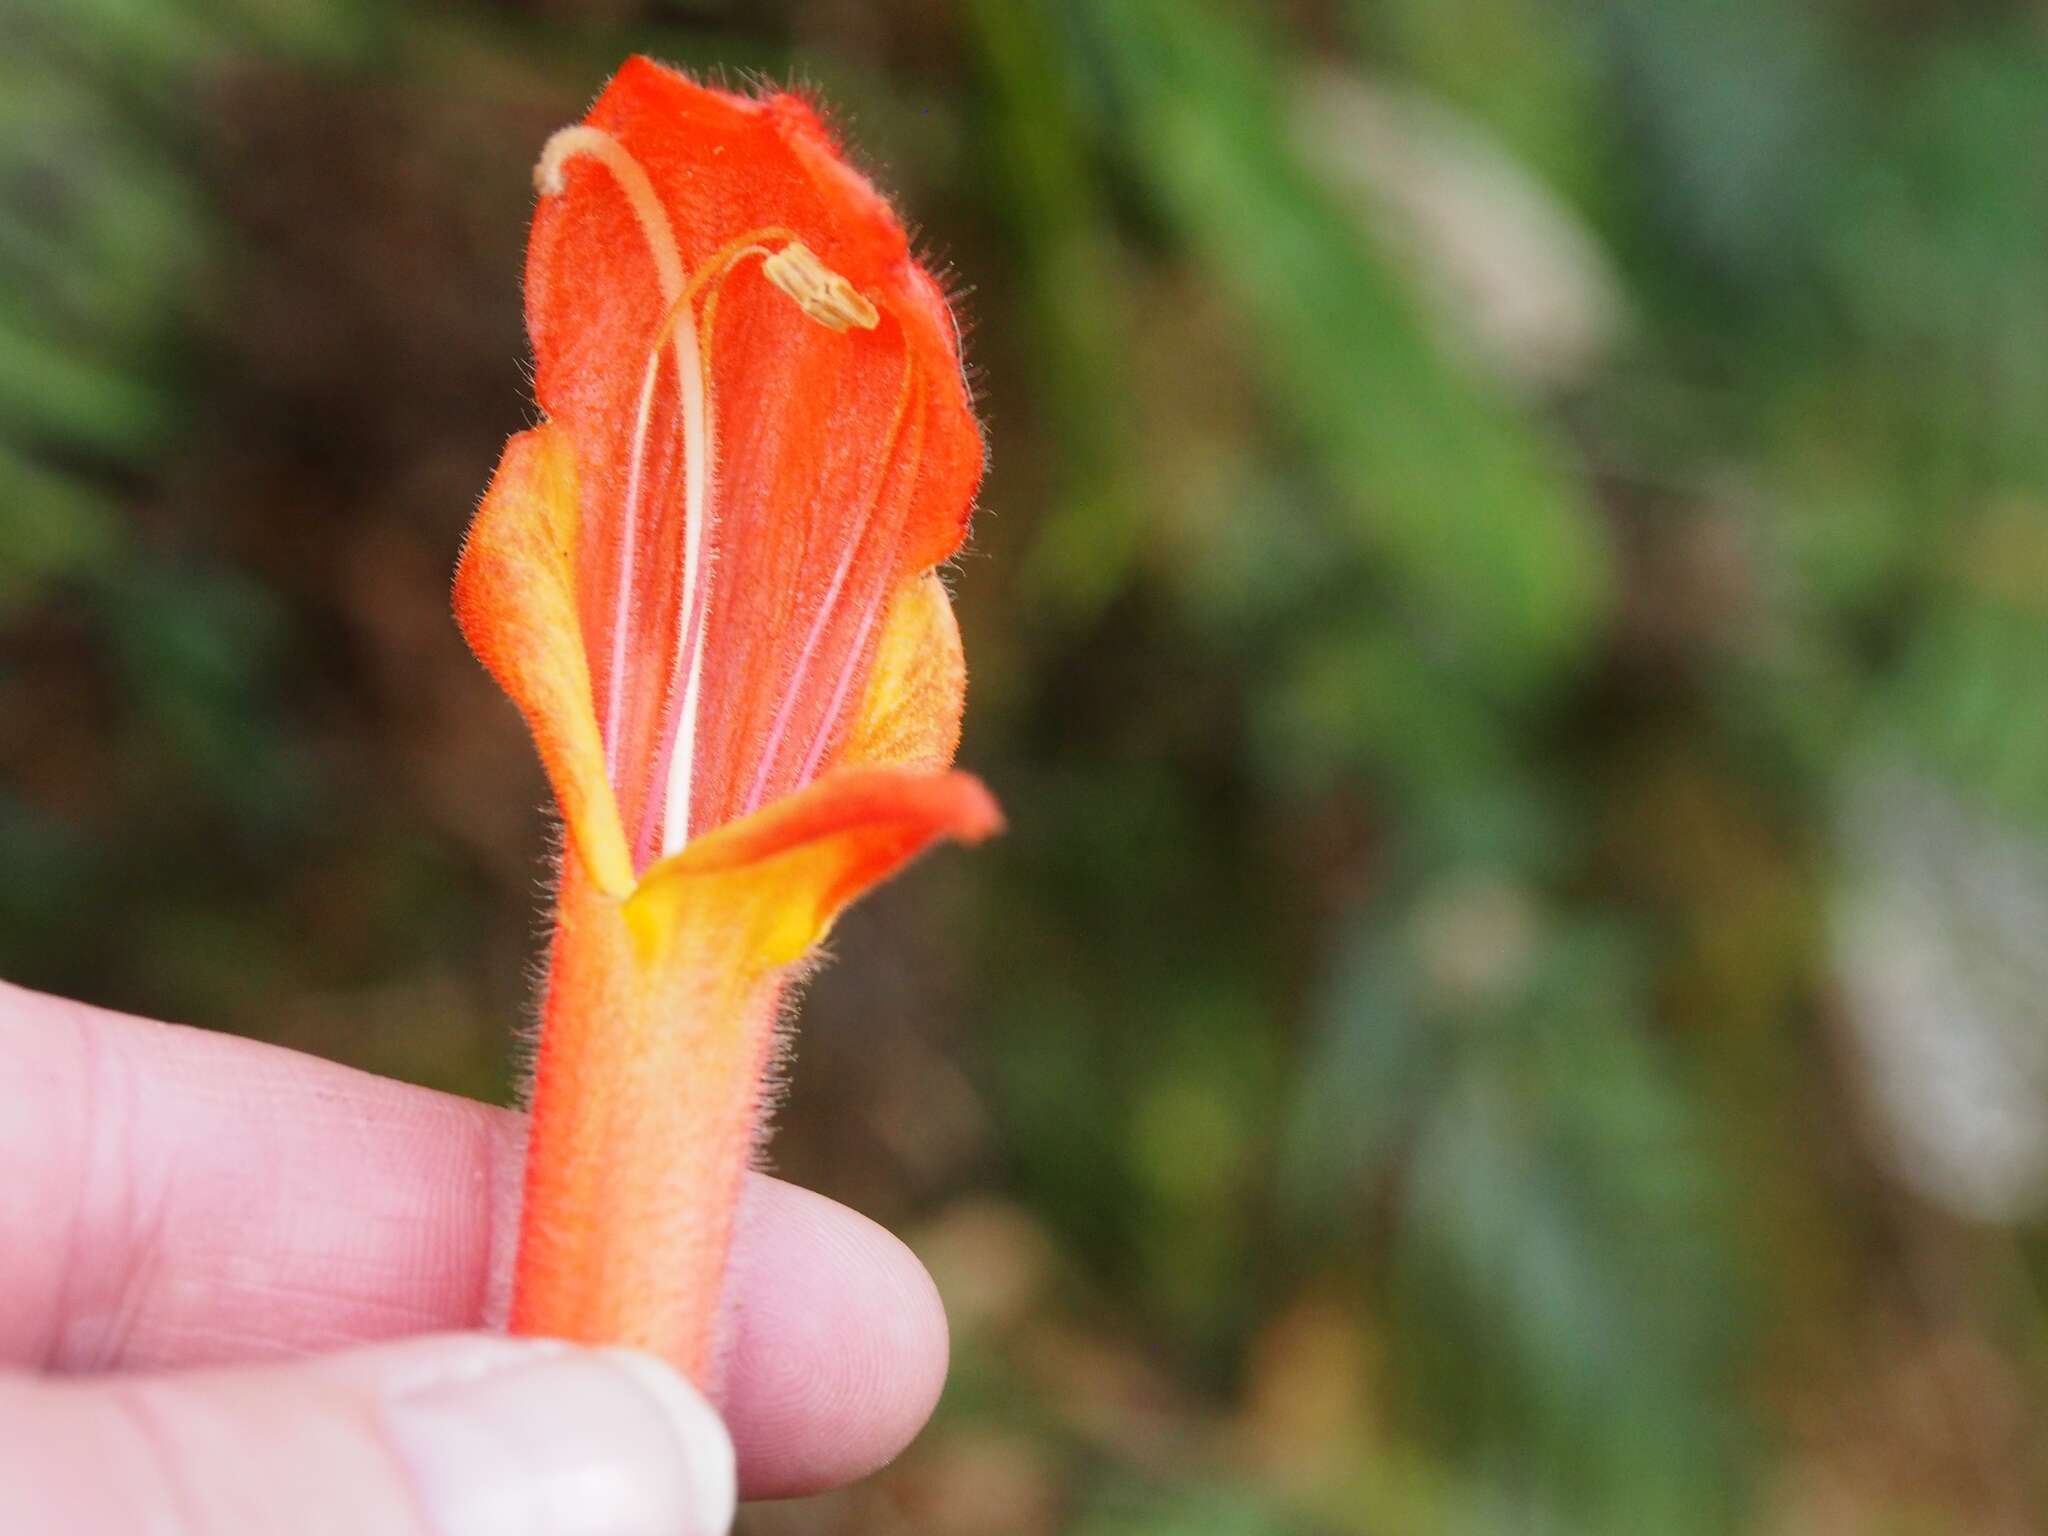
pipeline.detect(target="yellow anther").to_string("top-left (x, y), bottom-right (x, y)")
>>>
top-left (762, 242), bottom-right (880, 332)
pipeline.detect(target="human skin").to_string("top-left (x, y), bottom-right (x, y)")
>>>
top-left (0, 979), bottom-right (949, 1533)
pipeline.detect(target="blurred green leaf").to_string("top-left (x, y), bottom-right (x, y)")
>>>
top-left (968, 0), bottom-right (1148, 623)
top-left (1355, 0), bottom-right (1612, 218)
top-left (1065, 0), bottom-right (1612, 697)
top-left (0, 443), bottom-right (121, 615)
top-left (1389, 921), bottom-right (1745, 1534)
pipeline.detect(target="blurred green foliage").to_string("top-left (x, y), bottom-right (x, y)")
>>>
top-left (5, 1), bottom-right (2048, 1532)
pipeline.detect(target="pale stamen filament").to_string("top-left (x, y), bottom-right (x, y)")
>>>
top-left (657, 237), bottom-right (787, 859)
top-left (636, 232), bottom-right (815, 865)
top-left (537, 114), bottom-right (885, 860)
top-left (660, 238), bottom-right (880, 856)
top-left (535, 126), bottom-right (686, 787)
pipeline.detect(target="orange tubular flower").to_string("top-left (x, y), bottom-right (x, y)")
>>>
top-left (453, 58), bottom-right (999, 1385)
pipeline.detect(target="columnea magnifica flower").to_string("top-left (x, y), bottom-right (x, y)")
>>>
top-left (454, 57), bottom-right (998, 1384)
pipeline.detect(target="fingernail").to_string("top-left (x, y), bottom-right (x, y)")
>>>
top-left (386, 1343), bottom-right (736, 1536)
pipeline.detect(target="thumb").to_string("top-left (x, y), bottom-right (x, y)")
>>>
top-left (0, 1334), bottom-right (736, 1536)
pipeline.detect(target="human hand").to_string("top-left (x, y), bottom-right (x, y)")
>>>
top-left (0, 981), bottom-right (948, 1534)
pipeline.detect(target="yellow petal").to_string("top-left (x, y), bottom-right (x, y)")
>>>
top-left (628, 764), bottom-right (1002, 967)
top-left (454, 426), bottom-right (634, 897)
top-left (833, 571), bottom-right (969, 776)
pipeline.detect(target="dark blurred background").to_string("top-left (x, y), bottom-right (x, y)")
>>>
top-left (5, 0), bottom-right (2048, 1530)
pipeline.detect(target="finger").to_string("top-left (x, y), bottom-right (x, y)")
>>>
top-left (0, 981), bottom-right (947, 1499)
top-left (722, 1177), bottom-right (950, 1498)
top-left (0, 1333), bottom-right (734, 1536)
